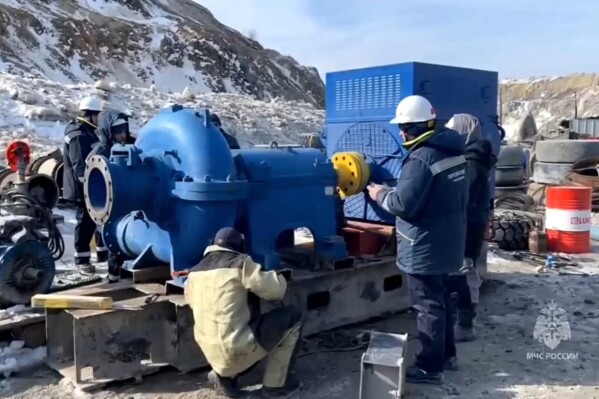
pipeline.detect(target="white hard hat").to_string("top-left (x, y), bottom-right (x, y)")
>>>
top-left (390, 95), bottom-right (436, 124)
top-left (78, 96), bottom-right (103, 112)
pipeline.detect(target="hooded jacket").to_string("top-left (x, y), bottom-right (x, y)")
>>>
top-left (375, 127), bottom-right (469, 275)
top-left (448, 114), bottom-right (497, 225)
top-left (88, 109), bottom-right (131, 159)
top-left (62, 117), bottom-right (98, 202)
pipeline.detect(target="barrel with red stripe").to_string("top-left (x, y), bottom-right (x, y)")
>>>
top-left (545, 186), bottom-right (592, 253)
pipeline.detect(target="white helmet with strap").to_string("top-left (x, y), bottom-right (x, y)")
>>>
top-left (390, 95), bottom-right (436, 124)
top-left (78, 96), bottom-right (103, 112)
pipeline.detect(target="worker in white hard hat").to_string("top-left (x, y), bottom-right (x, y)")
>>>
top-left (366, 95), bottom-right (469, 384)
top-left (63, 96), bottom-right (108, 273)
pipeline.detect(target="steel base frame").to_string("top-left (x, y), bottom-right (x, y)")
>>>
top-left (44, 258), bottom-right (410, 390)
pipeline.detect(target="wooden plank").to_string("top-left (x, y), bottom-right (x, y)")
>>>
top-left (31, 294), bottom-right (113, 310)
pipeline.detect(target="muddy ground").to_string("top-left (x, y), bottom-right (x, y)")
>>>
top-left (2, 249), bottom-right (599, 399)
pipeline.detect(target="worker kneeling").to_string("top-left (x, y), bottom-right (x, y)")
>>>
top-left (185, 228), bottom-right (303, 398)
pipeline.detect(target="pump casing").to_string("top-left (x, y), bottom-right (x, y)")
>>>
top-left (85, 106), bottom-right (348, 281)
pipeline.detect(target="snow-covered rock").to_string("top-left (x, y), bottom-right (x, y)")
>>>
top-left (501, 74), bottom-right (599, 133)
top-left (0, 72), bottom-right (325, 157)
top-left (0, 0), bottom-right (324, 107)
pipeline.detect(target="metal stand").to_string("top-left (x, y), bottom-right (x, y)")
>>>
top-left (45, 258), bottom-right (410, 391)
top-left (359, 330), bottom-right (409, 399)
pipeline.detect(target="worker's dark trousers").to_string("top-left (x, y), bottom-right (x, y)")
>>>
top-left (244, 305), bottom-right (303, 387)
top-left (446, 269), bottom-right (477, 328)
top-left (74, 204), bottom-right (106, 265)
top-left (107, 252), bottom-right (124, 281)
top-left (407, 273), bottom-right (456, 374)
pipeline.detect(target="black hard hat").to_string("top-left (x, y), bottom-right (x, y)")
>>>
top-left (214, 227), bottom-right (245, 252)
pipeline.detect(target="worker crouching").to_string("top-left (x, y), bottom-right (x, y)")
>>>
top-left (367, 95), bottom-right (469, 384)
top-left (445, 114), bottom-right (497, 342)
top-left (185, 228), bottom-right (303, 398)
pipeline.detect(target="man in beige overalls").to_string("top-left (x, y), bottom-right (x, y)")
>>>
top-left (185, 227), bottom-right (302, 398)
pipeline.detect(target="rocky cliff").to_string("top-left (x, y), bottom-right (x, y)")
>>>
top-left (501, 74), bottom-right (599, 137)
top-left (0, 0), bottom-right (324, 106)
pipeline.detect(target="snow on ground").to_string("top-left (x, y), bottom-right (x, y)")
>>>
top-left (0, 71), bottom-right (325, 161)
top-left (2, 247), bottom-right (599, 399)
top-left (1, 0), bottom-right (205, 92)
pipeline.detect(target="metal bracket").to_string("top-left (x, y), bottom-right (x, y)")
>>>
top-left (359, 330), bottom-right (409, 399)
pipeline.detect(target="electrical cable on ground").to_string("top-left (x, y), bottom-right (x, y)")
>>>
top-left (298, 329), bottom-right (417, 358)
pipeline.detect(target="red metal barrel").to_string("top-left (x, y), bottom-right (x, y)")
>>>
top-left (545, 186), bottom-right (592, 253)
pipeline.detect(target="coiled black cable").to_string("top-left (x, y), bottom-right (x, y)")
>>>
top-left (0, 189), bottom-right (65, 260)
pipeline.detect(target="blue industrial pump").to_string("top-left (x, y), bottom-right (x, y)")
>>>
top-left (84, 106), bottom-right (363, 285)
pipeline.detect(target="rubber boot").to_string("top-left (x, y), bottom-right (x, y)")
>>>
top-left (96, 250), bottom-right (109, 263)
top-left (207, 370), bottom-right (243, 398)
top-left (106, 254), bottom-right (121, 284)
top-left (405, 366), bottom-right (444, 385)
top-left (77, 263), bottom-right (96, 274)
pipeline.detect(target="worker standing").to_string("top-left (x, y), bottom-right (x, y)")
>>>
top-left (367, 95), bottom-right (468, 384)
top-left (87, 109), bottom-right (131, 282)
top-left (445, 114), bottom-right (497, 342)
top-left (185, 228), bottom-right (302, 398)
top-left (62, 96), bottom-right (108, 273)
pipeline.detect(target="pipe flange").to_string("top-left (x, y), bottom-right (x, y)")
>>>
top-left (84, 155), bottom-right (113, 225)
top-left (331, 152), bottom-right (371, 199)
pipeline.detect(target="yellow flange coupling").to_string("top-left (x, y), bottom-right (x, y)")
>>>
top-left (331, 151), bottom-right (371, 199)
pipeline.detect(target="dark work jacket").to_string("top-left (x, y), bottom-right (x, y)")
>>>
top-left (62, 118), bottom-right (98, 203)
top-left (464, 140), bottom-right (496, 259)
top-left (376, 127), bottom-right (469, 275)
top-left (465, 140), bottom-right (497, 225)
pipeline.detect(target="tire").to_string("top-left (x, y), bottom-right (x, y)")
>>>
top-left (531, 161), bottom-right (572, 185)
top-left (495, 166), bottom-right (525, 186)
top-left (491, 212), bottom-right (537, 250)
top-left (497, 145), bottom-right (525, 167)
top-left (527, 181), bottom-right (551, 207)
top-left (535, 140), bottom-right (599, 163)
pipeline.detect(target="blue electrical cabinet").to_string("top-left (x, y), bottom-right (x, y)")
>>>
top-left (324, 62), bottom-right (500, 224)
